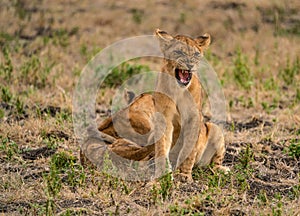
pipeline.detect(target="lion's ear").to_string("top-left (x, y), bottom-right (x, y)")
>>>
top-left (155, 29), bottom-right (173, 41)
top-left (155, 29), bottom-right (173, 53)
top-left (195, 33), bottom-right (211, 49)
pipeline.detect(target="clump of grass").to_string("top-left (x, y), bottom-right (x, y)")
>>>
top-left (231, 145), bottom-right (254, 192)
top-left (52, 151), bottom-right (86, 188)
top-left (20, 55), bottom-right (55, 88)
top-left (103, 62), bottom-right (150, 88)
top-left (79, 44), bottom-right (101, 62)
top-left (15, 97), bottom-right (25, 115)
top-left (280, 57), bottom-right (299, 86)
top-left (0, 136), bottom-right (21, 161)
top-left (150, 170), bottom-right (173, 204)
top-left (0, 32), bottom-right (16, 48)
top-left (0, 46), bottom-right (13, 82)
top-left (287, 139), bottom-right (300, 159)
top-left (295, 88), bottom-right (300, 103)
top-left (261, 98), bottom-right (279, 114)
top-left (179, 12), bottom-right (186, 24)
top-left (0, 85), bottom-right (26, 117)
top-left (55, 30), bottom-right (69, 47)
top-left (257, 190), bottom-right (268, 205)
top-left (44, 151), bottom-right (86, 214)
top-left (169, 203), bottom-right (200, 215)
top-left (41, 132), bottom-right (60, 150)
top-left (55, 109), bottom-right (72, 124)
top-left (239, 144), bottom-right (254, 169)
top-left (1, 85), bottom-right (13, 103)
top-left (97, 152), bottom-right (132, 195)
top-left (263, 77), bottom-right (279, 91)
top-left (13, 0), bottom-right (30, 20)
top-left (233, 48), bottom-right (253, 90)
top-left (158, 172), bottom-right (173, 201)
top-left (130, 9), bottom-right (143, 24)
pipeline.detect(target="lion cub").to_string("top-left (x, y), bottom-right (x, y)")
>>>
top-left (93, 29), bottom-right (229, 181)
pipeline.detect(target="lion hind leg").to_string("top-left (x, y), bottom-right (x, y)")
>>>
top-left (195, 122), bottom-right (230, 173)
top-left (109, 138), bottom-right (155, 161)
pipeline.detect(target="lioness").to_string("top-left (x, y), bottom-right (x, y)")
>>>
top-left (81, 29), bottom-right (229, 181)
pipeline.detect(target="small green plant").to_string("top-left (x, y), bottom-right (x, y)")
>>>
top-left (207, 170), bottom-right (230, 189)
top-left (158, 172), bottom-right (173, 201)
top-left (263, 77), bottom-right (279, 91)
top-left (44, 151), bottom-right (86, 214)
top-left (288, 179), bottom-right (299, 200)
top-left (179, 12), bottom-right (186, 24)
top-left (0, 86), bottom-right (27, 117)
top-left (44, 166), bottom-right (61, 215)
top-left (295, 88), bottom-right (300, 103)
top-left (235, 164), bottom-right (251, 192)
top-left (232, 145), bottom-right (254, 192)
top-left (169, 203), bottom-right (203, 215)
top-left (229, 121), bottom-right (235, 132)
top-left (130, 9), bottom-right (143, 24)
top-left (272, 193), bottom-right (283, 216)
top-left (261, 99), bottom-right (278, 114)
top-left (79, 44), bottom-right (101, 62)
top-left (257, 190), bottom-right (268, 205)
top-left (1, 85), bottom-right (13, 103)
top-left (233, 48), bottom-right (253, 90)
top-left (49, 151), bottom-right (86, 188)
top-left (150, 183), bottom-right (159, 204)
top-left (280, 57), bottom-right (300, 86)
top-left (55, 109), bottom-right (72, 124)
top-left (102, 151), bottom-right (117, 175)
top-left (20, 55), bottom-right (54, 88)
top-left (52, 28), bottom-right (70, 47)
top-left (0, 46), bottom-right (13, 81)
top-left (0, 32), bottom-right (16, 48)
top-left (15, 97), bottom-right (25, 115)
top-left (13, 0), bottom-right (30, 20)
top-left (150, 170), bottom-right (173, 204)
top-left (29, 203), bottom-right (46, 216)
top-left (103, 62), bottom-right (150, 88)
top-left (229, 100), bottom-right (234, 109)
top-left (287, 139), bottom-right (300, 159)
top-left (46, 170), bottom-right (61, 194)
top-left (239, 145), bottom-right (253, 169)
top-left (59, 209), bottom-right (86, 216)
top-left (101, 152), bottom-right (131, 194)
top-left (254, 46), bottom-right (260, 66)
top-left (42, 134), bottom-right (59, 150)
top-left (0, 137), bottom-right (20, 160)
top-left (0, 108), bottom-right (4, 119)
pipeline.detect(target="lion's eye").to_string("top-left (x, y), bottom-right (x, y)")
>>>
top-left (194, 52), bottom-right (200, 57)
top-left (174, 50), bottom-right (184, 55)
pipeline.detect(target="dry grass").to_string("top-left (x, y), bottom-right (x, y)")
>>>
top-left (0, 0), bottom-right (299, 215)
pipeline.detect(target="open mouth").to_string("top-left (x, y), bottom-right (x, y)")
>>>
top-left (175, 68), bottom-right (192, 86)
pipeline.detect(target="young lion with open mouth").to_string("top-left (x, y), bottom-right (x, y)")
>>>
top-left (80, 29), bottom-right (229, 181)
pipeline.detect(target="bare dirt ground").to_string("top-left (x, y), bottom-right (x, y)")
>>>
top-left (0, 0), bottom-right (299, 215)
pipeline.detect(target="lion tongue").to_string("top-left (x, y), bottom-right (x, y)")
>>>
top-left (179, 70), bottom-right (190, 83)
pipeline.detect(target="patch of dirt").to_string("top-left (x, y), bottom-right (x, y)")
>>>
top-left (39, 105), bottom-right (61, 117)
top-left (225, 117), bottom-right (273, 132)
top-left (209, 1), bottom-right (246, 10)
top-left (21, 146), bottom-right (57, 160)
top-left (0, 201), bottom-right (32, 213)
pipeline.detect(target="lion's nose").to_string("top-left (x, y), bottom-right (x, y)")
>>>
top-left (187, 64), bottom-right (193, 70)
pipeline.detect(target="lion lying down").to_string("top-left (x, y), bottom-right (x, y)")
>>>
top-left (80, 29), bottom-right (229, 181)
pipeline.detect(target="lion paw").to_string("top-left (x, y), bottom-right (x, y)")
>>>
top-left (174, 173), bottom-right (193, 183)
top-left (215, 165), bottom-right (230, 174)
